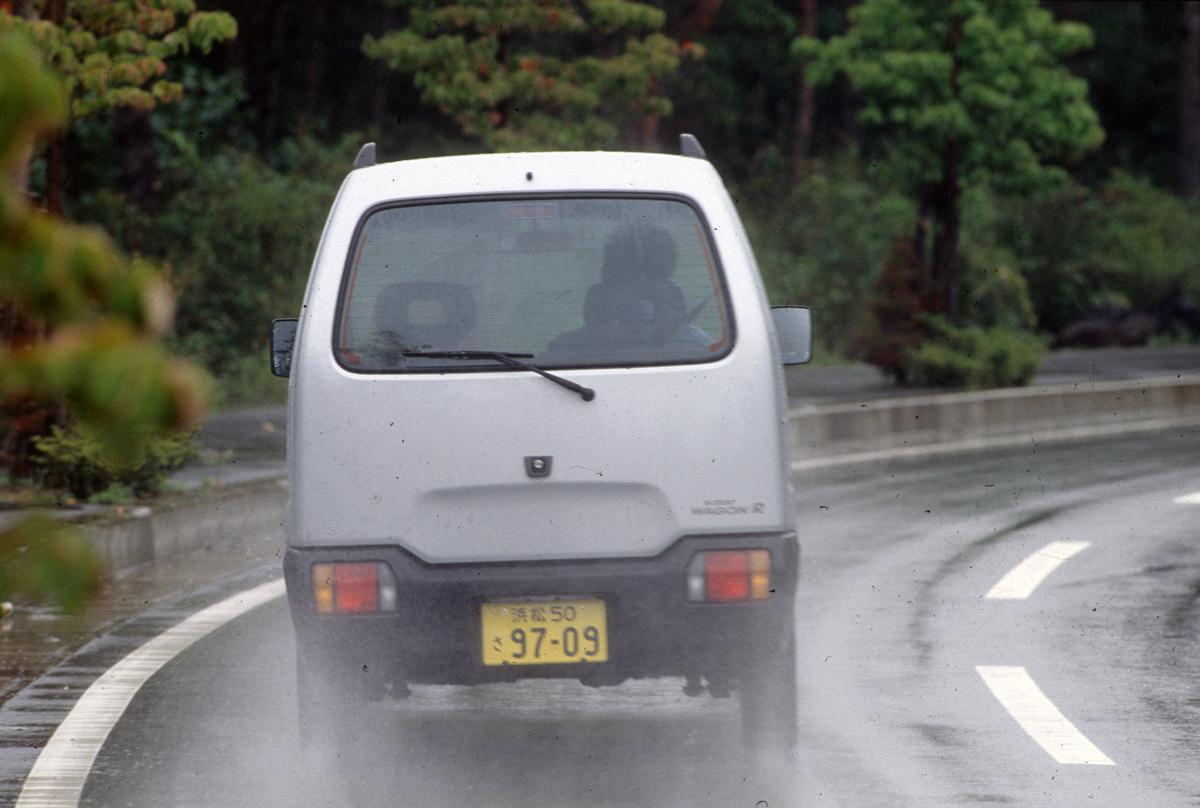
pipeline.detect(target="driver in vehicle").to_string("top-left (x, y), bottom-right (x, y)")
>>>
top-left (548, 222), bottom-right (712, 357)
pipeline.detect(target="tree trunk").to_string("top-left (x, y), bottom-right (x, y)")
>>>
top-left (370, 1), bottom-right (394, 132)
top-left (115, 107), bottom-right (157, 208)
top-left (791, 0), bottom-right (818, 178)
top-left (681, 0), bottom-right (724, 36)
top-left (299, 0), bottom-right (331, 135)
top-left (640, 78), bottom-right (661, 151)
top-left (258, 0), bottom-right (288, 147)
top-left (931, 5), bottom-right (964, 320)
top-left (931, 140), bottom-right (961, 319)
top-left (836, 0), bottom-right (859, 146)
top-left (1180, 1), bottom-right (1200, 198)
top-left (42, 0), bottom-right (67, 215)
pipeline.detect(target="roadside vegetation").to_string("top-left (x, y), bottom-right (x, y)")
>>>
top-left (0, 30), bottom-right (208, 608)
top-left (2, 1), bottom-right (1200, 599)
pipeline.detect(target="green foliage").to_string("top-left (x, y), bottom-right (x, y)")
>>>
top-left (213, 350), bottom-right (288, 410)
top-left (1, 32), bottom-right (208, 611)
top-left (742, 151), bottom-right (915, 357)
top-left (363, 0), bottom-right (696, 150)
top-left (67, 62), bottom-right (254, 198)
top-left (0, 33), bottom-right (208, 454)
top-left (80, 136), bottom-right (350, 373)
top-left (904, 316), bottom-right (1045, 390)
top-left (957, 186), bottom-right (1039, 331)
top-left (86, 481), bottom-right (136, 505)
top-left (0, 1), bottom-right (237, 118)
top-left (987, 174), bottom-right (1200, 333)
top-left (31, 425), bottom-right (196, 500)
top-left (798, 0), bottom-right (1103, 196)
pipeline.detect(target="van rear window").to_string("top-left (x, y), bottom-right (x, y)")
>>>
top-left (335, 196), bottom-right (733, 371)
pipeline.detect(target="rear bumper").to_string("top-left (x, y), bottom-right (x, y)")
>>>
top-left (284, 532), bottom-right (798, 687)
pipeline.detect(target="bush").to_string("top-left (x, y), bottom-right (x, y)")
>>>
top-left (78, 136), bottom-right (355, 376)
top-left (903, 317), bottom-right (1046, 390)
top-left (992, 175), bottom-right (1200, 334)
top-left (31, 426), bottom-right (198, 501)
top-left (958, 187), bottom-right (1040, 331)
top-left (739, 151), bottom-right (915, 358)
top-left (214, 350), bottom-right (288, 410)
top-left (860, 239), bottom-right (940, 382)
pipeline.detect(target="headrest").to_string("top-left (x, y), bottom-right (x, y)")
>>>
top-left (373, 281), bottom-right (475, 349)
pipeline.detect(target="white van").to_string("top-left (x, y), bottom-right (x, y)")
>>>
top-left (271, 136), bottom-right (812, 754)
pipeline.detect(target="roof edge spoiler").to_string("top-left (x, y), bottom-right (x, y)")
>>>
top-left (352, 136), bottom-right (704, 166)
top-left (679, 133), bottom-right (707, 160)
top-left (353, 142), bottom-right (377, 170)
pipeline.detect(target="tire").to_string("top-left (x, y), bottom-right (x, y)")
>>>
top-left (738, 625), bottom-right (798, 754)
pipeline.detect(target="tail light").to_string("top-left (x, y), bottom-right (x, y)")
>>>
top-left (312, 562), bottom-right (398, 614)
top-left (686, 550), bottom-right (771, 603)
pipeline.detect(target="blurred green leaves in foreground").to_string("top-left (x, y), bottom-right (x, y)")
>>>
top-left (0, 33), bottom-right (209, 612)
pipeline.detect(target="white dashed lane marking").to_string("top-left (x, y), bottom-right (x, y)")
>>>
top-left (984, 540), bottom-right (1090, 600)
top-left (1174, 491), bottom-right (1200, 505)
top-left (976, 666), bottom-right (1115, 766)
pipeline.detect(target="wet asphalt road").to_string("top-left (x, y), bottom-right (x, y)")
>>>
top-left (5, 426), bottom-right (1200, 808)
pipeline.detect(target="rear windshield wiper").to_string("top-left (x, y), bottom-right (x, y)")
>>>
top-left (401, 350), bottom-right (595, 402)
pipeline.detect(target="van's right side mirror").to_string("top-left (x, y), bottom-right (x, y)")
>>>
top-left (771, 306), bottom-right (812, 365)
top-left (270, 318), bottom-right (299, 377)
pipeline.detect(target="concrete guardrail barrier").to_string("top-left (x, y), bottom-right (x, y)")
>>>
top-left (789, 374), bottom-right (1200, 459)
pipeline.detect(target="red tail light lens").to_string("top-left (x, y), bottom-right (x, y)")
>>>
top-left (312, 562), bottom-right (397, 614)
top-left (705, 552), bottom-right (750, 601)
top-left (687, 550), bottom-right (771, 603)
top-left (333, 563), bottom-right (378, 613)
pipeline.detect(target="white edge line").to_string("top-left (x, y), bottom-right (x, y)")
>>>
top-left (791, 415), bottom-right (1200, 471)
top-left (985, 541), bottom-right (1091, 600)
top-left (976, 665), bottom-right (1114, 766)
top-left (15, 578), bottom-right (286, 808)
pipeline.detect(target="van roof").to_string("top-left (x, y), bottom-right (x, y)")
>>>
top-left (343, 150), bottom-right (724, 201)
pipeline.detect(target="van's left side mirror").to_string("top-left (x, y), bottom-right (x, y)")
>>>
top-left (271, 318), bottom-right (299, 377)
top-left (771, 306), bottom-right (812, 365)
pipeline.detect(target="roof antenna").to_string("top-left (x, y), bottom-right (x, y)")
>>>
top-left (679, 133), bottom-right (707, 159)
top-left (353, 142), bottom-right (377, 169)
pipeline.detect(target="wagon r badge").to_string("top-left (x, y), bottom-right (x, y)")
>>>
top-left (690, 499), bottom-right (766, 516)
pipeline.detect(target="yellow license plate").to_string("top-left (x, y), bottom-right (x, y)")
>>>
top-left (481, 598), bottom-right (609, 666)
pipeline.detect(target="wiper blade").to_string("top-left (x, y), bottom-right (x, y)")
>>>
top-left (402, 350), bottom-right (596, 402)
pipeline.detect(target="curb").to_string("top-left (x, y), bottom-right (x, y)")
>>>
top-left (788, 375), bottom-right (1200, 459)
top-left (82, 477), bottom-right (286, 574)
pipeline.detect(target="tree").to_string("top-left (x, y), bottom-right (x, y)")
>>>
top-left (1181, 1), bottom-right (1200, 198)
top-left (0, 33), bottom-right (208, 610)
top-left (797, 0), bottom-right (1103, 318)
top-left (363, 0), bottom-right (697, 151)
top-left (791, 0), bottom-right (817, 177)
top-left (0, 0), bottom-right (238, 212)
